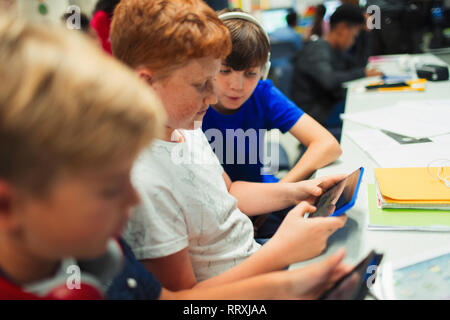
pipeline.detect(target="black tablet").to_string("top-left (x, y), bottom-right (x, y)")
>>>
top-left (309, 167), bottom-right (364, 218)
top-left (319, 250), bottom-right (384, 300)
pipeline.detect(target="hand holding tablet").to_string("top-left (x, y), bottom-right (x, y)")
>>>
top-left (320, 249), bottom-right (384, 300)
top-left (308, 167), bottom-right (364, 218)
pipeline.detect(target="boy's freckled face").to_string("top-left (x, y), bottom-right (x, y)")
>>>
top-left (17, 156), bottom-right (139, 260)
top-left (214, 64), bottom-right (262, 111)
top-left (151, 56), bottom-right (221, 131)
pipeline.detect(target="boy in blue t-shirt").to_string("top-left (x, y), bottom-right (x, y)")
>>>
top-left (202, 9), bottom-right (342, 184)
top-left (202, 9), bottom-right (342, 237)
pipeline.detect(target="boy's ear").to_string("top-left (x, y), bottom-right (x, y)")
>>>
top-left (137, 68), bottom-right (155, 86)
top-left (0, 181), bottom-right (21, 232)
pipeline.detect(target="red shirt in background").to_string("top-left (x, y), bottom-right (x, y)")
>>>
top-left (91, 10), bottom-right (112, 55)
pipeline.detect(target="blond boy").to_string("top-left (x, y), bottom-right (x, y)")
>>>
top-left (0, 16), bottom-right (163, 299)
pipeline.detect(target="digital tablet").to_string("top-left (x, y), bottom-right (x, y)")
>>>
top-left (309, 167), bottom-right (364, 218)
top-left (319, 250), bottom-right (384, 300)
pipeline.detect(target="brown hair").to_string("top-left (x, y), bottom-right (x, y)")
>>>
top-left (218, 8), bottom-right (270, 71)
top-left (110, 0), bottom-right (232, 77)
top-left (0, 16), bottom-right (165, 196)
top-left (311, 4), bottom-right (326, 37)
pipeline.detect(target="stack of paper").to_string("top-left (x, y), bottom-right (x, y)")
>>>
top-left (374, 167), bottom-right (450, 210)
top-left (367, 184), bottom-right (450, 232)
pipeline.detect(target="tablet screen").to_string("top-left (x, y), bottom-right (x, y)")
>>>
top-left (320, 250), bottom-right (383, 300)
top-left (311, 167), bottom-right (363, 217)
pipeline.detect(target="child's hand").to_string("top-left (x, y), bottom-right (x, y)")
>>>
top-left (266, 202), bottom-right (347, 266)
top-left (287, 174), bottom-right (346, 205)
top-left (365, 67), bottom-right (384, 77)
top-left (282, 248), bottom-right (353, 300)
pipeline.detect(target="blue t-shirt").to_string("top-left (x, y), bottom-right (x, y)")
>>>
top-left (269, 26), bottom-right (303, 51)
top-left (202, 79), bottom-right (304, 183)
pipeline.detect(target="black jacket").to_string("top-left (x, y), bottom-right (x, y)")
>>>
top-left (291, 39), bottom-right (365, 125)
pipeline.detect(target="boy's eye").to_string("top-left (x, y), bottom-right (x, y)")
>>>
top-left (219, 67), bottom-right (231, 74)
top-left (245, 69), bottom-right (260, 77)
top-left (194, 80), bottom-right (213, 92)
top-left (194, 82), bottom-right (206, 90)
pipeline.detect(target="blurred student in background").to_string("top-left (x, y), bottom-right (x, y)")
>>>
top-left (305, 4), bottom-right (328, 41)
top-left (91, 0), bottom-right (121, 54)
top-left (342, 0), bottom-right (372, 68)
top-left (270, 9), bottom-right (303, 51)
top-left (291, 4), bottom-right (383, 140)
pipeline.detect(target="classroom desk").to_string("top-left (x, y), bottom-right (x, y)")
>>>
top-left (289, 54), bottom-right (450, 292)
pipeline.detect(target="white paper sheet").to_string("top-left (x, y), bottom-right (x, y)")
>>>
top-left (373, 143), bottom-right (450, 168)
top-left (341, 100), bottom-right (450, 139)
top-left (346, 128), bottom-right (450, 168)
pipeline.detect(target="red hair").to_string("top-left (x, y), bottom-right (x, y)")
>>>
top-left (110, 0), bottom-right (231, 74)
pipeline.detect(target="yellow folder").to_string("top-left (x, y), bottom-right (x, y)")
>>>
top-left (366, 79), bottom-right (427, 92)
top-left (374, 167), bottom-right (450, 205)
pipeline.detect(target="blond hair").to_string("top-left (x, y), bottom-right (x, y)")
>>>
top-left (110, 0), bottom-right (231, 76)
top-left (0, 17), bottom-right (165, 195)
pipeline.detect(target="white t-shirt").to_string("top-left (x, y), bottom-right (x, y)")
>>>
top-left (123, 128), bottom-right (260, 281)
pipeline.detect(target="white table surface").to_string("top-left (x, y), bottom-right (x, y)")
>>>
top-left (289, 54), bottom-right (450, 272)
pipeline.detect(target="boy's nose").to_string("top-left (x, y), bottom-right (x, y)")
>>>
top-left (205, 82), bottom-right (218, 105)
top-left (205, 92), bottom-right (218, 106)
top-left (229, 73), bottom-right (244, 91)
